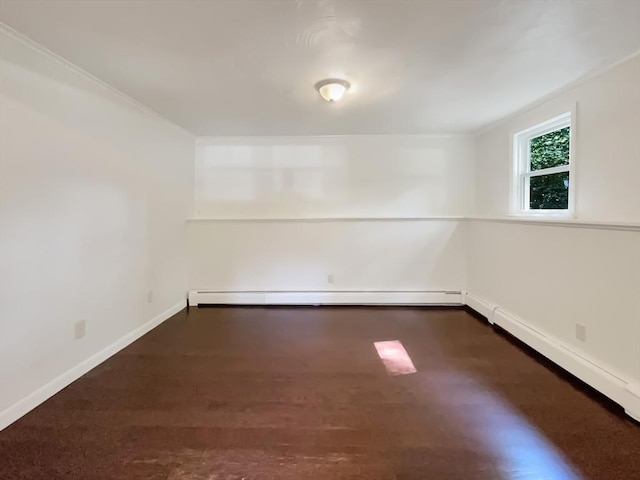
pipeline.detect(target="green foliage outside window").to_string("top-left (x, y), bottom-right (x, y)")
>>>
top-left (528, 127), bottom-right (570, 209)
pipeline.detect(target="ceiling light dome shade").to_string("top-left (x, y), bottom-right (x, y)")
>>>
top-left (316, 79), bottom-right (350, 102)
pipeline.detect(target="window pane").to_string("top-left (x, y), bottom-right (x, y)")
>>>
top-left (529, 126), bottom-right (570, 171)
top-left (529, 172), bottom-right (569, 210)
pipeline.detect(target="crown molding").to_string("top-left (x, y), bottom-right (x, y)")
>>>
top-left (473, 50), bottom-right (640, 136)
top-left (0, 22), bottom-right (193, 138)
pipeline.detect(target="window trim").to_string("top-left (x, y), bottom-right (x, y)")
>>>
top-left (511, 110), bottom-right (575, 217)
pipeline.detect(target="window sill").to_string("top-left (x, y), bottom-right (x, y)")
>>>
top-left (507, 212), bottom-right (576, 220)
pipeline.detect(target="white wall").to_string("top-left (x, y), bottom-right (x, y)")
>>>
top-left (0, 29), bottom-right (194, 427)
top-left (195, 135), bottom-right (475, 219)
top-left (188, 219), bottom-right (466, 293)
top-left (189, 135), bottom-right (474, 294)
top-left (468, 54), bottom-right (640, 415)
top-left (475, 54), bottom-right (640, 223)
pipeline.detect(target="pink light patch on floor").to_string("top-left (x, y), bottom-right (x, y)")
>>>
top-left (374, 340), bottom-right (417, 376)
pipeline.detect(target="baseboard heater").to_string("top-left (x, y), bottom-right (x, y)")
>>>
top-left (464, 291), bottom-right (640, 422)
top-left (188, 290), bottom-right (463, 306)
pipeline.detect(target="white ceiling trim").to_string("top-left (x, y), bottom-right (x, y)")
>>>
top-left (195, 133), bottom-right (469, 143)
top-left (473, 50), bottom-right (640, 137)
top-left (0, 22), bottom-right (193, 137)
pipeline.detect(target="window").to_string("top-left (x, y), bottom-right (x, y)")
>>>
top-left (512, 112), bottom-right (574, 215)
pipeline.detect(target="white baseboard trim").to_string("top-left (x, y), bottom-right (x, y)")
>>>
top-left (188, 290), bottom-right (463, 306)
top-left (463, 291), bottom-right (640, 421)
top-left (0, 300), bottom-right (186, 431)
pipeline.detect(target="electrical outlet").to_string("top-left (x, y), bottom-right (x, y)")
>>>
top-left (147, 290), bottom-right (153, 303)
top-left (327, 274), bottom-right (334, 284)
top-left (575, 323), bottom-right (586, 342)
top-left (74, 320), bottom-right (86, 340)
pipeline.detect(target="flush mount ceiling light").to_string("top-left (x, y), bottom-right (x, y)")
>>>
top-left (315, 78), bottom-right (350, 102)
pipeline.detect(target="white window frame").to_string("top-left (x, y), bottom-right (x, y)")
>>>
top-left (511, 111), bottom-right (575, 217)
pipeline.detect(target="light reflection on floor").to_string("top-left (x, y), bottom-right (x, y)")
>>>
top-left (427, 372), bottom-right (585, 480)
top-left (374, 340), bottom-right (417, 376)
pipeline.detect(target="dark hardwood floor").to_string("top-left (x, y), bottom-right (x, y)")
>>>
top-left (1, 306), bottom-right (638, 479)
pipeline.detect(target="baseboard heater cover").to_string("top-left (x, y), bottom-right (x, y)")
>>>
top-left (463, 291), bottom-right (640, 422)
top-left (464, 291), bottom-right (497, 324)
top-left (188, 290), bottom-right (463, 306)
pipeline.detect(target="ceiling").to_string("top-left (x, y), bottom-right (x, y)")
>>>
top-left (0, 0), bottom-right (639, 136)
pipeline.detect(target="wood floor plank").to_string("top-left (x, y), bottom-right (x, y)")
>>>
top-left (1, 306), bottom-right (638, 479)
